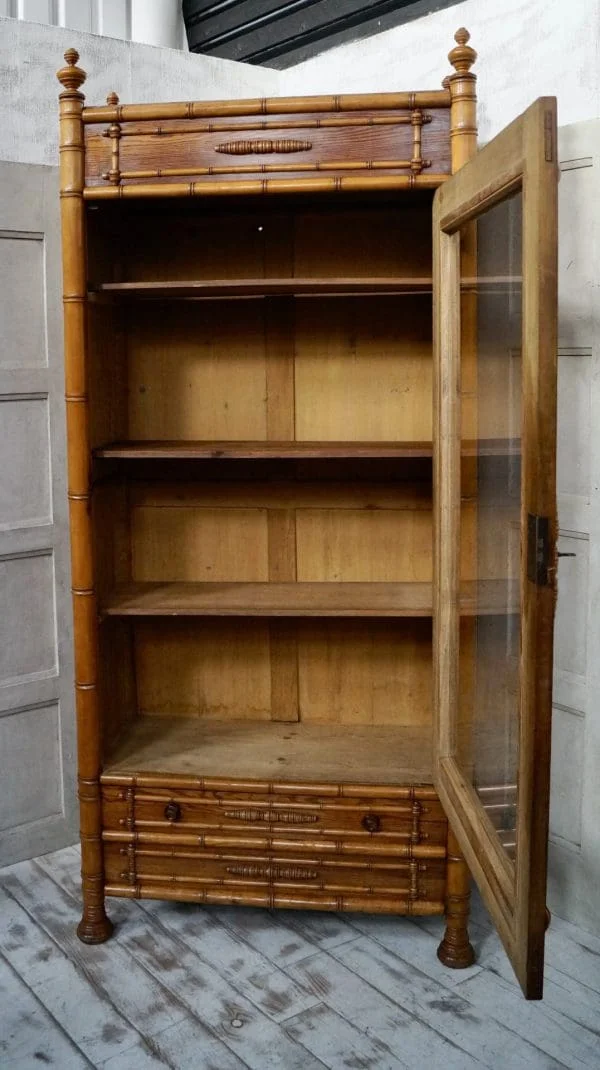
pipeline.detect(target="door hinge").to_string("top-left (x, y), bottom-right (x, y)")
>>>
top-left (544, 111), bottom-right (554, 162)
top-left (527, 513), bottom-right (551, 585)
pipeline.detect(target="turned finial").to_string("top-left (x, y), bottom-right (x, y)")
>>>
top-left (57, 48), bottom-right (86, 96)
top-left (448, 28), bottom-right (477, 75)
top-left (106, 91), bottom-right (119, 106)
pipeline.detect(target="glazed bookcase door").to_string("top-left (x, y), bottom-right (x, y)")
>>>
top-left (433, 98), bottom-right (558, 999)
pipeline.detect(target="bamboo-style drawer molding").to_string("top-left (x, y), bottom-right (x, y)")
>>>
top-left (83, 104), bottom-right (451, 194)
top-left (103, 841), bottom-right (447, 912)
top-left (101, 783), bottom-right (447, 842)
top-left (100, 778), bottom-right (448, 913)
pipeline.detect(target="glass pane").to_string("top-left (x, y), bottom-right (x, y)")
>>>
top-left (457, 191), bottom-right (522, 861)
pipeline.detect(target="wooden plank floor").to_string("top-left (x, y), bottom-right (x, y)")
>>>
top-left (1, 847), bottom-right (599, 1069)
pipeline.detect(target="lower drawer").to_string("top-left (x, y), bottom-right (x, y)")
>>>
top-left (103, 841), bottom-right (446, 904)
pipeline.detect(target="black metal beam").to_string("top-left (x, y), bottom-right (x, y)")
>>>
top-left (183, 0), bottom-right (465, 68)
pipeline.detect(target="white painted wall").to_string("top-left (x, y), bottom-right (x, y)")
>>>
top-left (0, 16), bottom-right (278, 166)
top-left (131, 0), bottom-right (185, 50)
top-left (0, 0), bottom-right (132, 41)
top-left (279, 0), bottom-right (600, 142)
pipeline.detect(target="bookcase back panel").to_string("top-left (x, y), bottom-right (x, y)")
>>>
top-left (297, 619), bottom-right (431, 725)
top-left (129, 481), bottom-right (433, 585)
top-left (294, 297), bottom-right (432, 441)
top-left (293, 203), bottom-right (432, 278)
top-left (100, 197), bottom-right (434, 283)
top-left (295, 510), bottom-right (432, 582)
top-left (135, 619), bottom-right (273, 719)
top-left (124, 295), bottom-right (432, 445)
top-left (127, 303), bottom-right (268, 441)
top-left (131, 507), bottom-right (270, 582)
top-left (132, 618), bottom-right (432, 727)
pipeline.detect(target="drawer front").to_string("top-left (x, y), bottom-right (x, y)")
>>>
top-left (102, 785), bottom-right (446, 846)
top-left (84, 107), bottom-right (451, 191)
top-left (104, 841), bottom-right (446, 903)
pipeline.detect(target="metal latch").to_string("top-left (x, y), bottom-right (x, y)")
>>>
top-left (527, 513), bottom-right (551, 585)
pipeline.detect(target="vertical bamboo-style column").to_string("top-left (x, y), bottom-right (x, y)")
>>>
top-left (437, 28), bottom-right (477, 970)
top-left (57, 50), bottom-right (113, 944)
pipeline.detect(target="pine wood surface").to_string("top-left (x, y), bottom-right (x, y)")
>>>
top-left (91, 198), bottom-right (434, 282)
top-left (83, 102), bottom-right (452, 194)
top-left (101, 580), bottom-right (435, 617)
top-left (100, 579), bottom-right (517, 617)
top-left (433, 97), bottom-right (558, 998)
top-left (94, 439), bottom-right (435, 459)
top-left (93, 276), bottom-right (517, 298)
top-left (57, 47), bottom-right (113, 945)
top-left (103, 717), bottom-right (434, 785)
top-left (131, 617), bottom-right (433, 727)
top-left (93, 439), bottom-right (518, 460)
top-left (95, 276), bottom-right (434, 297)
top-left (83, 174), bottom-right (449, 200)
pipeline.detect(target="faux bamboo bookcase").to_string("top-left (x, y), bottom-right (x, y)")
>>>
top-left (57, 30), bottom-right (480, 967)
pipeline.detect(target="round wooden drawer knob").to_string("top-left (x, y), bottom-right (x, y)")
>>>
top-left (164, 801), bottom-right (182, 823)
top-left (362, 813), bottom-right (381, 833)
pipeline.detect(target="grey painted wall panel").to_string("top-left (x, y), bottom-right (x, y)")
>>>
top-left (0, 234), bottom-right (46, 367)
top-left (0, 552), bottom-right (57, 685)
top-left (0, 702), bottom-right (62, 833)
top-left (0, 162), bottom-right (76, 866)
top-left (0, 397), bottom-right (51, 529)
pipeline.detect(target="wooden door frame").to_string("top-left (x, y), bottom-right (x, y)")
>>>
top-left (433, 98), bottom-right (558, 998)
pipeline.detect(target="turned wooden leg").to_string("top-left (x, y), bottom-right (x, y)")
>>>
top-left (77, 777), bottom-right (113, 945)
top-left (77, 892), bottom-right (113, 944)
top-left (437, 827), bottom-right (475, 969)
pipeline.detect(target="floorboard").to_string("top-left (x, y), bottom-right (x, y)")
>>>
top-left (1, 845), bottom-right (599, 1070)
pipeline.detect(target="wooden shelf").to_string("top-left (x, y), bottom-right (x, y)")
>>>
top-left (94, 439), bottom-right (520, 461)
top-left (94, 440), bottom-right (434, 460)
top-left (100, 581), bottom-right (434, 619)
top-left (103, 717), bottom-right (434, 785)
top-left (100, 579), bottom-right (518, 619)
top-left (92, 277), bottom-right (434, 300)
top-left (91, 276), bottom-right (520, 301)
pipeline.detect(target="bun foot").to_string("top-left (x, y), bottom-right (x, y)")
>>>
top-left (437, 932), bottom-right (475, 969)
top-left (77, 914), bottom-right (113, 944)
top-left (438, 826), bottom-right (475, 969)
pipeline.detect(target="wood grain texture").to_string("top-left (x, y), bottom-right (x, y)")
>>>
top-left (57, 48), bottom-right (112, 945)
top-left (96, 276), bottom-right (434, 297)
top-left (83, 104), bottom-right (451, 193)
top-left (433, 97), bottom-right (558, 999)
top-left (94, 439), bottom-right (435, 459)
top-left (100, 580), bottom-right (435, 617)
top-left (102, 718), bottom-right (435, 785)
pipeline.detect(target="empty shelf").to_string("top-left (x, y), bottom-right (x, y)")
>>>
top-left (94, 440), bottom-right (434, 460)
top-left (102, 718), bottom-right (434, 785)
top-left (93, 277), bottom-right (433, 299)
top-left (101, 581), bottom-right (434, 618)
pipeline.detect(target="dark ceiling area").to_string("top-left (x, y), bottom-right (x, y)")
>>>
top-left (183, 0), bottom-right (464, 69)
